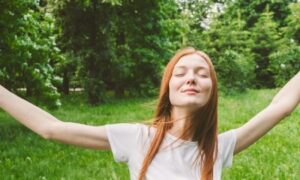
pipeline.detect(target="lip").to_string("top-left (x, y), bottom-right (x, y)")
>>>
top-left (182, 88), bottom-right (200, 93)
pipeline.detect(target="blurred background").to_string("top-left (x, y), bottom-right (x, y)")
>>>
top-left (1, 1), bottom-right (300, 179)
top-left (1, 0), bottom-right (299, 108)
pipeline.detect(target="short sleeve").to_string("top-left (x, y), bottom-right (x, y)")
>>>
top-left (105, 123), bottom-right (141, 163)
top-left (218, 129), bottom-right (237, 168)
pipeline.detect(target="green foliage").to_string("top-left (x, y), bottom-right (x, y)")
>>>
top-left (54, 0), bottom-right (184, 104)
top-left (216, 0), bottom-right (300, 89)
top-left (225, 0), bottom-right (296, 28)
top-left (2, 0), bottom-right (300, 105)
top-left (176, 0), bottom-right (214, 45)
top-left (269, 45), bottom-right (300, 86)
top-left (217, 50), bottom-right (255, 93)
top-left (112, 0), bottom-right (184, 96)
top-left (193, 11), bottom-right (255, 93)
top-left (284, 2), bottom-right (300, 44)
top-left (54, 0), bottom-right (118, 104)
top-left (0, 0), bottom-right (63, 108)
top-left (251, 9), bottom-right (280, 88)
top-left (269, 2), bottom-right (300, 87)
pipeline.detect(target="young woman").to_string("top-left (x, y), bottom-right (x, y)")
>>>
top-left (0, 47), bottom-right (299, 180)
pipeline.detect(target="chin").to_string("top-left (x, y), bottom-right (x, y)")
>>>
top-left (180, 101), bottom-right (204, 108)
top-left (188, 103), bottom-right (204, 109)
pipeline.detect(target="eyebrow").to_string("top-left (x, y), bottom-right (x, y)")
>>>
top-left (174, 65), bottom-right (209, 71)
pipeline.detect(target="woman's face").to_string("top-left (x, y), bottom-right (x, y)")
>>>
top-left (169, 53), bottom-right (213, 111)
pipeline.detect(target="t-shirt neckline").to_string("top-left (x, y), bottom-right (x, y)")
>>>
top-left (148, 125), bottom-right (198, 145)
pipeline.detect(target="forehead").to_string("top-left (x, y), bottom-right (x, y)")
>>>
top-left (174, 53), bottom-right (209, 69)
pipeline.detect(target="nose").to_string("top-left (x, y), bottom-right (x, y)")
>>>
top-left (186, 72), bottom-right (196, 85)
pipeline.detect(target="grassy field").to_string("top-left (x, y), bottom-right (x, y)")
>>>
top-left (1, 89), bottom-right (300, 180)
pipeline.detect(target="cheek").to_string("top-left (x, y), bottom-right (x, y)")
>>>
top-left (202, 80), bottom-right (213, 97)
top-left (169, 77), bottom-right (183, 91)
top-left (168, 78), bottom-right (182, 104)
top-left (204, 80), bottom-right (213, 90)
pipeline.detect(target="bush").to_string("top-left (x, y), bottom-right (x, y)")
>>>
top-left (216, 50), bottom-right (255, 93)
top-left (269, 45), bottom-right (300, 86)
top-left (0, 1), bottom-right (63, 108)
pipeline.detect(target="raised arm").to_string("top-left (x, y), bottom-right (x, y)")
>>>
top-left (0, 85), bottom-right (110, 150)
top-left (234, 71), bottom-right (300, 154)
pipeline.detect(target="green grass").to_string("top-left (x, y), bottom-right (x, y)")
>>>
top-left (1, 89), bottom-right (300, 179)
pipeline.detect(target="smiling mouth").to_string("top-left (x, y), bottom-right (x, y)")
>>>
top-left (183, 89), bottom-right (200, 93)
top-left (182, 90), bottom-right (200, 95)
top-left (185, 91), bottom-right (198, 95)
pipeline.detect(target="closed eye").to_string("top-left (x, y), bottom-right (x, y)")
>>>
top-left (174, 74), bottom-right (185, 77)
top-left (197, 71), bottom-right (209, 78)
top-left (199, 74), bottom-right (208, 78)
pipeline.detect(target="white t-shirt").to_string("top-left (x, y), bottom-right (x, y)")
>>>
top-left (105, 123), bottom-right (237, 180)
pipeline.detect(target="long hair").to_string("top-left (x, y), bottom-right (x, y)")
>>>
top-left (138, 47), bottom-right (219, 180)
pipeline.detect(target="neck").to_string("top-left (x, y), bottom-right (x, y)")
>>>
top-left (168, 106), bottom-right (194, 139)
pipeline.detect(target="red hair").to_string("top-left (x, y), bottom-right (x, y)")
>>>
top-left (138, 47), bottom-right (219, 180)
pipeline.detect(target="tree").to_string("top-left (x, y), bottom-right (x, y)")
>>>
top-left (284, 2), bottom-right (300, 44)
top-left (0, 0), bottom-right (63, 108)
top-left (251, 8), bottom-right (280, 88)
top-left (194, 10), bottom-right (255, 92)
top-left (269, 2), bottom-right (300, 87)
top-left (224, 0), bottom-right (296, 28)
top-left (54, 0), bottom-right (185, 104)
top-left (112, 0), bottom-right (184, 96)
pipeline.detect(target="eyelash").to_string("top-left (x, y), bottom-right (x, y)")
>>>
top-left (175, 74), bottom-right (184, 77)
top-left (174, 73), bottom-right (208, 78)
